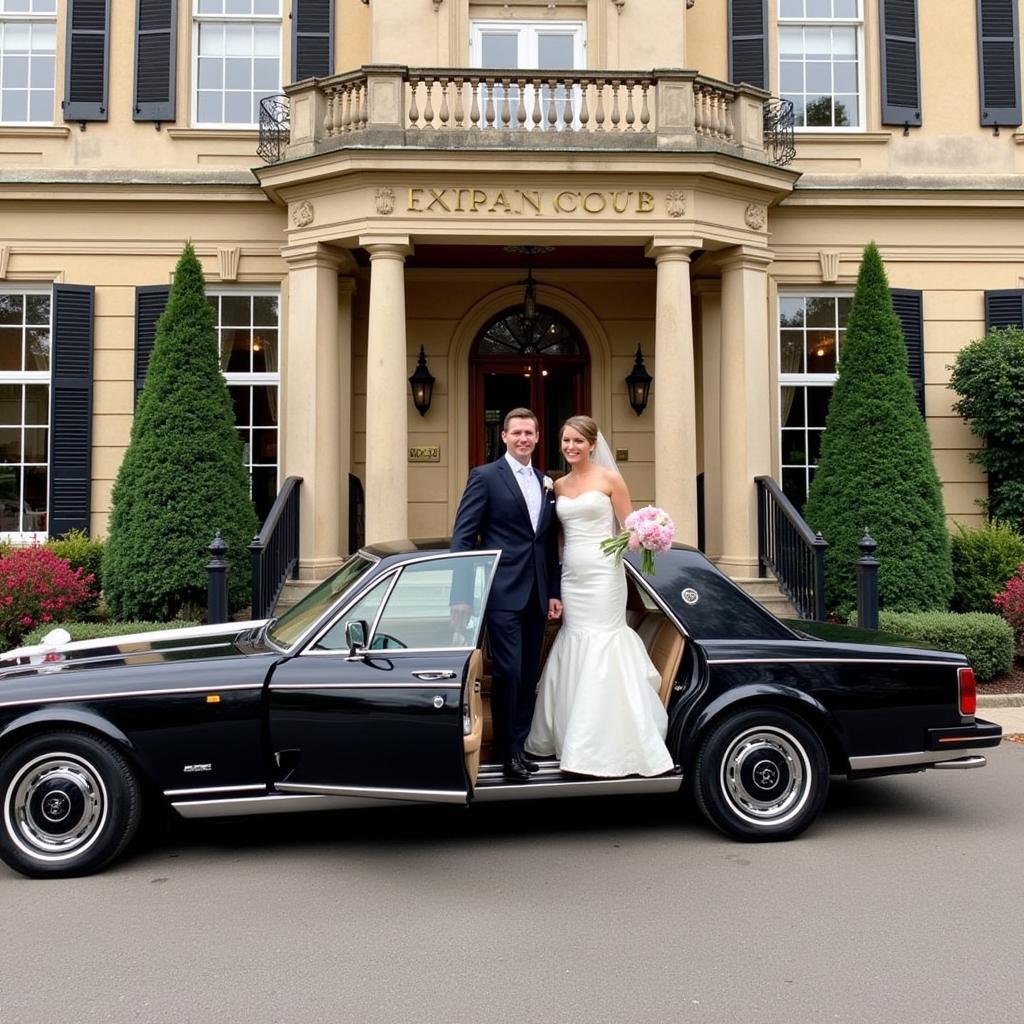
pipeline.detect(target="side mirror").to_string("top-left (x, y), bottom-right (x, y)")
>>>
top-left (344, 620), bottom-right (369, 656)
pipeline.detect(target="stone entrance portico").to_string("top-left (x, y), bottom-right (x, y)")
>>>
top-left (257, 72), bottom-right (796, 581)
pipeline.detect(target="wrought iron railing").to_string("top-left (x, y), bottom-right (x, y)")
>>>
top-left (257, 94), bottom-right (290, 164)
top-left (250, 476), bottom-right (301, 619)
top-left (762, 97), bottom-right (796, 167)
top-left (755, 476), bottom-right (828, 620)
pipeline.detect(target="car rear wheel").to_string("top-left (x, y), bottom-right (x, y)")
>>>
top-left (693, 709), bottom-right (828, 842)
top-left (0, 731), bottom-right (142, 879)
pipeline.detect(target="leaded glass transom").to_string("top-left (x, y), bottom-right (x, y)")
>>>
top-left (474, 307), bottom-right (582, 357)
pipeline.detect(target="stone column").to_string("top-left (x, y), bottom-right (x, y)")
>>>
top-left (645, 238), bottom-right (700, 546)
top-left (717, 246), bottom-right (774, 577)
top-left (694, 279), bottom-right (723, 561)
top-left (361, 235), bottom-right (413, 545)
top-left (282, 242), bottom-right (352, 579)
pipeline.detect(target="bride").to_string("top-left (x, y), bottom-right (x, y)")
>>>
top-left (525, 415), bottom-right (674, 778)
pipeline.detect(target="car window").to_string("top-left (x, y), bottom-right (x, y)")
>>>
top-left (373, 555), bottom-right (496, 650)
top-left (268, 553), bottom-right (376, 648)
top-left (317, 554), bottom-right (497, 652)
top-left (314, 576), bottom-right (393, 651)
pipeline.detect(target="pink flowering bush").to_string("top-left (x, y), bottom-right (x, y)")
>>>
top-left (601, 505), bottom-right (676, 575)
top-left (993, 562), bottom-right (1024, 646)
top-left (0, 545), bottom-right (96, 650)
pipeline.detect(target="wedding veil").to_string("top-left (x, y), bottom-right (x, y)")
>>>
top-left (591, 431), bottom-right (621, 477)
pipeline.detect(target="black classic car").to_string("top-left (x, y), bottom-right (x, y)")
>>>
top-left (0, 541), bottom-right (1002, 878)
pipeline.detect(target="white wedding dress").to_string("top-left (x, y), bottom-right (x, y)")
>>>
top-left (525, 490), bottom-right (675, 777)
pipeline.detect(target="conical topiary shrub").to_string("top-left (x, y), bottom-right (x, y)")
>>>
top-left (102, 244), bottom-right (258, 619)
top-left (803, 243), bottom-right (953, 615)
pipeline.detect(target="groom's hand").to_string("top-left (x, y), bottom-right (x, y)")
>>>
top-left (548, 598), bottom-right (563, 621)
top-left (450, 603), bottom-right (471, 632)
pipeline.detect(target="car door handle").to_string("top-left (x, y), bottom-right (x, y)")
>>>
top-left (412, 670), bottom-right (458, 680)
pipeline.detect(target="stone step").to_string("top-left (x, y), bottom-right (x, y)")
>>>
top-left (273, 579), bottom-right (319, 612)
top-left (729, 576), bottom-right (800, 620)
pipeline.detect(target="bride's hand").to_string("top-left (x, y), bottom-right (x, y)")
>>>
top-left (548, 598), bottom-right (563, 620)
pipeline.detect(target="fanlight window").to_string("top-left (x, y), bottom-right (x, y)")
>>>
top-left (475, 307), bottom-right (583, 357)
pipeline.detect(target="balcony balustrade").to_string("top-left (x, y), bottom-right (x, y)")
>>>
top-left (266, 64), bottom-right (793, 167)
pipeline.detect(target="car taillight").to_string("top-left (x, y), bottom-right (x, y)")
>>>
top-left (958, 666), bottom-right (976, 717)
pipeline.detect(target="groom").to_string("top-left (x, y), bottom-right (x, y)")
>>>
top-left (451, 408), bottom-right (562, 782)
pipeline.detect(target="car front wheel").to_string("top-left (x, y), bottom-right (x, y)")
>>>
top-left (693, 709), bottom-right (828, 842)
top-left (0, 731), bottom-right (142, 879)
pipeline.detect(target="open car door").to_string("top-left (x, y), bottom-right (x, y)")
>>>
top-left (268, 552), bottom-right (499, 804)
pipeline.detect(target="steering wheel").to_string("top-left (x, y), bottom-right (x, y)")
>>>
top-left (370, 633), bottom-right (408, 650)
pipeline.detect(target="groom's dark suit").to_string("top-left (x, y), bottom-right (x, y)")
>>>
top-left (451, 457), bottom-right (561, 761)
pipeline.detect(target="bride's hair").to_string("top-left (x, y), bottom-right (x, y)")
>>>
top-left (561, 414), bottom-right (598, 447)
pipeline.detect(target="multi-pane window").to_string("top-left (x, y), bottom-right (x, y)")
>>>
top-left (208, 291), bottom-right (279, 520)
top-left (194, 0), bottom-right (281, 127)
top-left (0, 0), bottom-right (56, 125)
top-left (778, 292), bottom-right (851, 508)
top-left (779, 0), bottom-right (862, 128)
top-left (0, 288), bottom-right (50, 535)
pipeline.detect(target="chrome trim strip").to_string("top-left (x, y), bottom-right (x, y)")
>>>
top-left (707, 657), bottom-right (964, 667)
top-left (472, 769), bottom-right (684, 802)
top-left (301, 645), bottom-right (476, 658)
top-left (171, 793), bottom-right (415, 818)
top-left (849, 749), bottom-right (992, 771)
top-left (269, 681), bottom-right (460, 691)
top-left (0, 682), bottom-right (263, 711)
top-left (163, 784), bottom-right (267, 797)
top-left (930, 756), bottom-right (987, 770)
top-left (276, 782), bottom-right (467, 804)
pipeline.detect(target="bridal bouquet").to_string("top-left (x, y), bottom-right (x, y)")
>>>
top-left (601, 506), bottom-right (676, 576)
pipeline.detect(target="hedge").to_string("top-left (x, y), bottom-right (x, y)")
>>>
top-left (851, 609), bottom-right (1015, 682)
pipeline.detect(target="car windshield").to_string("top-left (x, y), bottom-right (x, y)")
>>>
top-left (267, 554), bottom-right (377, 648)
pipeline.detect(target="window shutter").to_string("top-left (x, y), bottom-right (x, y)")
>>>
top-left (879, 0), bottom-right (921, 127)
top-left (292, 0), bottom-right (334, 83)
top-left (728, 0), bottom-right (767, 90)
top-left (134, 0), bottom-right (177, 122)
top-left (48, 286), bottom-right (95, 538)
top-left (976, 0), bottom-right (1022, 127)
top-left (135, 286), bottom-right (171, 405)
top-left (891, 289), bottom-right (925, 416)
top-left (984, 288), bottom-right (1024, 329)
top-left (63, 0), bottom-right (110, 123)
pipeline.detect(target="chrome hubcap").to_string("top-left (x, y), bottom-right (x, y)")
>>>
top-left (720, 726), bottom-right (810, 827)
top-left (5, 753), bottom-right (108, 862)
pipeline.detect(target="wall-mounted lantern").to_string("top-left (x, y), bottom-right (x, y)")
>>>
top-left (408, 345), bottom-right (435, 416)
top-left (625, 345), bottom-right (652, 416)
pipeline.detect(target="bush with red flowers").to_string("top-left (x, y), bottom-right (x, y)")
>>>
top-left (993, 563), bottom-right (1024, 647)
top-left (0, 545), bottom-right (96, 650)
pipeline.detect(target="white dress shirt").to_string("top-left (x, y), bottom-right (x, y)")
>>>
top-left (505, 451), bottom-right (542, 531)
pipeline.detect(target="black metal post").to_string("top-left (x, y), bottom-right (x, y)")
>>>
top-left (813, 531), bottom-right (827, 621)
top-left (207, 530), bottom-right (229, 625)
top-left (856, 529), bottom-right (879, 630)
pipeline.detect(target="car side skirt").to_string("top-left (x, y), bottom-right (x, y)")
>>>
top-left (848, 747), bottom-right (996, 772)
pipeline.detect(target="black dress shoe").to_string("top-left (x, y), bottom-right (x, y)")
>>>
top-left (503, 755), bottom-right (531, 783)
top-left (520, 754), bottom-right (540, 773)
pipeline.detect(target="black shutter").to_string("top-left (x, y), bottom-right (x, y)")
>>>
top-left (48, 286), bottom-right (95, 538)
top-left (292, 0), bottom-right (334, 82)
top-left (891, 289), bottom-right (925, 416)
top-left (976, 0), bottom-right (1022, 127)
top-left (728, 0), bottom-right (767, 90)
top-left (134, 0), bottom-right (177, 122)
top-left (134, 286), bottom-right (171, 405)
top-left (984, 288), bottom-right (1024, 329)
top-left (879, 0), bottom-right (921, 127)
top-left (63, 0), bottom-right (110, 123)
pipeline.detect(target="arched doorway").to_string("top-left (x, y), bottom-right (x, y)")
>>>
top-left (469, 305), bottom-right (590, 470)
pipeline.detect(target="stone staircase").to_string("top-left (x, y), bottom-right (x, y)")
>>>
top-left (272, 578), bottom-right (319, 614)
top-left (731, 574), bottom-right (800, 620)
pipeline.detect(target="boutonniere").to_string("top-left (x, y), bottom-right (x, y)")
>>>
top-left (542, 475), bottom-right (554, 493)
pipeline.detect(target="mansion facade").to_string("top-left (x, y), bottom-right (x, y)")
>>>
top-left (2, 0), bottom-right (1023, 585)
